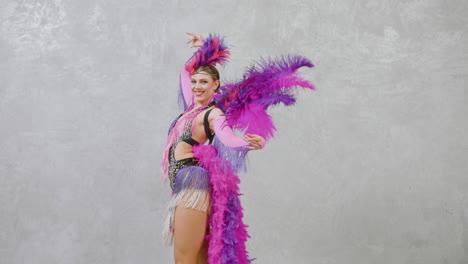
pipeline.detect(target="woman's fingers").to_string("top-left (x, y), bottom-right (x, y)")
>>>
top-left (245, 134), bottom-right (260, 139)
top-left (186, 32), bottom-right (199, 39)
top-left (186, 32), bottom-right (203, 46)
top-left (243, 139), bottom-right (260, 150)
top-left (186, 32), bottom-right (195, 43)
top-left (245, 145), bottom-right (257, 150)
top-left (187, 38), bottom-right (197, 45)
top-left (243, 134), bottom-right (265, 150)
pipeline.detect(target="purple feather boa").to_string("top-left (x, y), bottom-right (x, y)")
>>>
top-left (193, 144), bottom-right (252, 264)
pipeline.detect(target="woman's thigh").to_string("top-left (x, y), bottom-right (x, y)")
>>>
top-left (196, 238), bottom-right (209, 264)
top-left (173, 206), bottom-right (208, 259)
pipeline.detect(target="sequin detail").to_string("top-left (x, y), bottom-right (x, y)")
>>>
top-left (168, 157), bottom-right (200, 190)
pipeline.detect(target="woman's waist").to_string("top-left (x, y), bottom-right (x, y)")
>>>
top-left (168, 156), bottom-right (201, 190)
top-left (172, 149), bottom-right (197, 162)
top-left (171, 140), bottom-right (202, 161)
top-left (173, 156), bottom-right (199, 165)
top-left (169, 155), bottom-right (201, 172)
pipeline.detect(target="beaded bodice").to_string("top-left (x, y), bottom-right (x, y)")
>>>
top-left (167, 113), bottom-right (198, 189)
top-left (166, 102), bottom-right (215, 188)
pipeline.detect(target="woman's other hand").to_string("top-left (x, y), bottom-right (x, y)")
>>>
top-left (244, 134), bottom-right (266, 150)
top-left (186, 32), bottom-right (204, 48)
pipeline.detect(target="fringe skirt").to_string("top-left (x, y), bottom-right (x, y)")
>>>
top-left (162, 164), bottom-right (211, 245)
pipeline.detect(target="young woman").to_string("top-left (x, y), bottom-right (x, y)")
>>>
top-left (161, 32), bottom-right (314, 264)
top-left (162, 33), bottom-right (264, 264)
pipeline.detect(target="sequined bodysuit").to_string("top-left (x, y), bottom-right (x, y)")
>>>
top-left (167, 102), bottom-right (215, 189)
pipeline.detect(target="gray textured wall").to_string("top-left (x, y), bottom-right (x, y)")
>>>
top-left (1, 0), bottom-right (467, 263)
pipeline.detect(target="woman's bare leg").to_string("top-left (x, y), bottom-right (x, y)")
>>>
top-left (196, 238), bottom-right (209, 264)
top-left (173, 206), bottom-right (208, 264)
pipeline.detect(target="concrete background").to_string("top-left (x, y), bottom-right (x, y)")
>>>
top-left (1, 0), bottom-right (467, 263)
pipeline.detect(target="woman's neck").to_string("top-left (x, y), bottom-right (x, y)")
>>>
top-left (194, 98), bottom-right (213, 108)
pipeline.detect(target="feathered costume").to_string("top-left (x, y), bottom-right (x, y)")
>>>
top-left (162, 34), bottom-right (314, 264)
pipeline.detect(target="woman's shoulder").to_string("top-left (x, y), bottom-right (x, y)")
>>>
top-left (207, 107), bottom-right (224, 121)
top-left (210, 107), bottom-right (224, 115)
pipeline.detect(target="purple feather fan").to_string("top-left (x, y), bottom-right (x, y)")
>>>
top-left (214, 54), bottom-right (314, 140)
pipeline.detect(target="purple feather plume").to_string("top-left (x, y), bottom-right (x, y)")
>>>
top-left (185, 34), bottom-right (230, 74)
top-left (214, 54), bottom-right (314, 140)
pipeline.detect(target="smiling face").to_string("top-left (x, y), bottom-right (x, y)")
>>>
top-left (191, 71), bottom-right (220, 106)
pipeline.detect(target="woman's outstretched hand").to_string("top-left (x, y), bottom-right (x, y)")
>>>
top-left (244, 134), bottom-right (266, 150)
top-left (186, 32), bottom-right (204, 48)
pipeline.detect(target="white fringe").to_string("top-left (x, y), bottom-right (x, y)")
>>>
top-left (162, 207), bottom-right (174, 246)
top-left (162, 189), bottom-right (211, 246)
top-left (168, 189), bottom-right (211, 212)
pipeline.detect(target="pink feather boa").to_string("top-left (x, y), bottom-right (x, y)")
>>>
top-left (193, 144), bottom-right (252, 264)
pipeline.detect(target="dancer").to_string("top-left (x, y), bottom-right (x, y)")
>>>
top-left (161, 32), bottom-right (314, 264)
